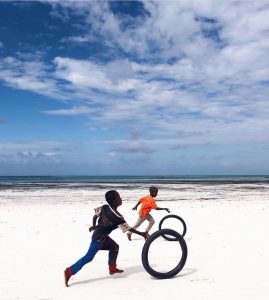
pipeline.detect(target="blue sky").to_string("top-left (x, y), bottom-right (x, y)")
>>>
top-left (0, 0), bottom-right (269, 176)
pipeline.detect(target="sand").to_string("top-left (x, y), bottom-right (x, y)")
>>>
top-left (0, 192), bottom-right (269, 300)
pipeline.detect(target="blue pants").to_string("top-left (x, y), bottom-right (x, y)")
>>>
top-left (70, 236), bottom-right (119, 275)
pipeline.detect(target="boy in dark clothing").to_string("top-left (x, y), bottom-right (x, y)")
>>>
top-left (64, 190), bottom-right (149, 287)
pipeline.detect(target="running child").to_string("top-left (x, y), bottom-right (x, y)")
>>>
top-left (64, 190), bottom-right (148, 287)
top-left (127, 186), bottom-right (170, 241)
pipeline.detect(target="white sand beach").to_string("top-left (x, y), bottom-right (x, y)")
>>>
top-left (1, 187), bottom-right (269, 300)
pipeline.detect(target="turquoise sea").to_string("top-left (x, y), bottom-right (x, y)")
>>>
top-left (0, 175), bottom-right (269, 190)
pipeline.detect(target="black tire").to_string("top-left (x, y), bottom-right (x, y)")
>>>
top-left (159, 214), bottom-right (187, 240)
top-left (142, 229), bottom-right (188, 279)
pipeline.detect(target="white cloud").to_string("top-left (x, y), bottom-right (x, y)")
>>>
top-left (0, 56), bottom-right (66, 99)
top-left (0, 141), bottom-right (66, 165)
top-left (54, 57), bottom-right (113, 91)
top-left (1, 52), bottom-right (269, 145)
top-left (43, 105), bottom-right (95, 116)
top-left (1, 1), bottom-right (269, 147)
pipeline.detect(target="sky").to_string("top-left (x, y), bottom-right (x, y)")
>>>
top-left (0, 0), bottom-right (269, 176)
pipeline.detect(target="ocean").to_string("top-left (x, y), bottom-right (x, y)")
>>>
top-left (0, 176), bottom-right (269, 203)
top-left (1, 175), bottom-right (269, 189)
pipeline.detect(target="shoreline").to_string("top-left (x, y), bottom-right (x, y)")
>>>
top-left (1, 184), bottom-right (269, 205)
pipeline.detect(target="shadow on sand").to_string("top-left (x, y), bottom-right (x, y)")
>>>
top-left (71, 266), bottom-right (197, 286)
top-left (71, 264), bottom-right (145, 286)
top-left (148, 267), bottom-right (197, 280)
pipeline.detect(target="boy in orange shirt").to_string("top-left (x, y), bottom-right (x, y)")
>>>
top-left (127, 186), bottom-right (170, 241)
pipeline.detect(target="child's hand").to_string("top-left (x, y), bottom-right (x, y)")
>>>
top-left (166, 208), bottom-right (170, 213)
top-left (89, 226), bottom-right (96, 232)
top-left (142, 232), bottom-right (149, 240)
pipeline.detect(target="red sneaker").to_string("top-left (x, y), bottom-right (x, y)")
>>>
top-left (64, 267), bottom-right (72, 287)
top-left (109, 268), bottom-right (124, 275)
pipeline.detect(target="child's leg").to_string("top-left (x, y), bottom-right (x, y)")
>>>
top-left (100, 236), bottom-right (120, 272)
top-left (145, 214), bottom-right (155, 232)
top-left (69, 240), bottom-right (102, 275)
top-left (128, 216), bottom-right (146, 236)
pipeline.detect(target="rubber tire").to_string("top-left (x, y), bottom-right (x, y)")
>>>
top-left (159, 214), bottom-right (187, 240)
top-left (142, 229), bottom-right (188, 279)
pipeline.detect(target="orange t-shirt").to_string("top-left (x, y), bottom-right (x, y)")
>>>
top-left (139, 195), bottom-right (157, 217)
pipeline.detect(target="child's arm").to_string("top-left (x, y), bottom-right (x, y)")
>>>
top-left (89, 215), bottom-right (98, 232)
top-left (156, 207), bottom-right (170, 213)
top-left (118, 221), bottom-right (149, 240)
top-left (128, 227), bottom-right (149, 240)
top-left (132, 201), bottom-right (141, 211)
